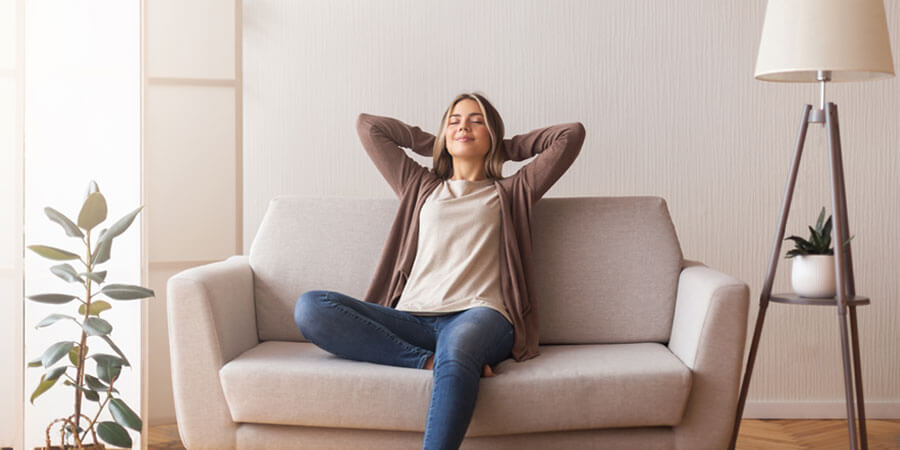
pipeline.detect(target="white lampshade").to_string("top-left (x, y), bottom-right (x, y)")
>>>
top-left (755, 0), bottom-right (895, 82)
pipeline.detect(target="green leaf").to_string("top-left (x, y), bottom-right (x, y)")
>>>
top-left (68, 344), bottom-right (85, 366)
top-left (109, 398), bottom-right (143, 432)
top-left (100, 284), bottom-right (154, 300)
top-left (80, 270), bottom-right (108, 284)
top-left (41, 341), bottom-right (75, 368)
top-left (44, 207), bottom-right (84, 238)
top-left (50, 263), bottom-right (84, 284)
top-left (785, 236), bottom-right (814, 252)
top-left (88, 206), bottom-right (141, 269)
top-left (784, 235), bottom-right (808, 244)
top-left (92, 354), bottom-right (125, 383)
top-left (36, 313), bottom-right (76, 328)
top-left (84, 374), bottom-right (116, 393)
top-left (808, 226), bottom-right (823, 249)
top-left (91, 234), bottom-right (112, 265)
top-left (26, 293), bottom-right (78, 305)
top-left (27, 356), bottom-right (43, 368)
top-left (92, 353), bottom-right (126, 367)
top-left (82, 388), bottom-right (100, 402)
top-left (79, 300), bottom-right (112, 316)
top-left (30, 374), bottom-right (58, 404)
top-left (44, 365), bottom-right (67, 382)
top-left (27, 245), bottom-right (80, 261)
top-left (101, 335), bottom-right (130, 367)
top-left (78, 192), bottom-right (107, 231)
top-left (815, 207), bottom-right (826, 232)
top-left (97, 421), bottom-right (132, 448)
top-left (97, 363), bottom-right (122, 384)
top-left (106, 206), bottom-right (143, 240)
top-left (82, 316), bottom-right (112, 336)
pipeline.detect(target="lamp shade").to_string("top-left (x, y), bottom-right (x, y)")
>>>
top-left (755, 0), bottom-right (895, 82)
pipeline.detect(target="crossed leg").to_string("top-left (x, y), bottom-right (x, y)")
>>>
top-left (294, 290), bottom-right (437, 369)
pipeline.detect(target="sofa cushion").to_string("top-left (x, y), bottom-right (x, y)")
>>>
top-left (249, 197), bottom-right (395, 342)
top-left (219, 341), bottom-right (692, 436)
top-left (533, 197), bottom-right (683, 343)
top-left (248, 196), bottom-right (682, 344)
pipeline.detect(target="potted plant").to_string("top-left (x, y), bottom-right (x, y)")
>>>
top-left (784, 207), bottom-right (852, 298)
top-left (27, 181), bottom-right (153, 449)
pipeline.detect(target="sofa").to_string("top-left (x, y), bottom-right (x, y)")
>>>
top-left (167, 195), bottom-right (750, 449)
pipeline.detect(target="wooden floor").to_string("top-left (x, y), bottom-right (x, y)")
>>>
top-left (149, 420), bottom-right (900, 449)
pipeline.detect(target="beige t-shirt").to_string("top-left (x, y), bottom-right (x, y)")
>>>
top-left (395, 177), bottom-right (512, 324)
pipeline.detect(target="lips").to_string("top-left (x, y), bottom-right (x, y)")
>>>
top-left (456, 136), bottom-right (473, 142)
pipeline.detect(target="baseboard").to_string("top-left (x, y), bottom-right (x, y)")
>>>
top-left (743, 401), bottom-right (900, 419)
top-left (148, 414), bottom-right (178, 427)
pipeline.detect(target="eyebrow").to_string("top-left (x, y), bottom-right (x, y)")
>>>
top-left (449, 113), bottom-right (484, 118)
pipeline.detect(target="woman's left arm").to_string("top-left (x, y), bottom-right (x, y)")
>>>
top-left (502, 122), bottom-right (586, 202)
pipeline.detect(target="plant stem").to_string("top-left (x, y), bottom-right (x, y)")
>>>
top-left (73, 230), bottom-right (93, 435)
top-left (81, 379), bottom-right (114, 445)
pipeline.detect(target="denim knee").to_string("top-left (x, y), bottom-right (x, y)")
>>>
top-left (435, 346), bottom-right (483, 376)
top-left (294, 290), bottom-right (328, 339)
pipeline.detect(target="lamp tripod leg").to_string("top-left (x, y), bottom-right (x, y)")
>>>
top-left (826, 102), bottom-right (866, 449)
top-left (849, 305), bottom-right (868, 449)
top-left (837, 308), bottom-right (860, 450)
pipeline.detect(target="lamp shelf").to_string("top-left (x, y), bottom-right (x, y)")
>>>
top-left (770, 293), bottom-right (870, 307)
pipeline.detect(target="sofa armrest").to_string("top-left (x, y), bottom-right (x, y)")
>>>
top-left (668, 260), bottom-right (748, 369)
top-left (167, 255), bottom-right (258, 449)
top-left (668, 260), bottom-right (750, 450)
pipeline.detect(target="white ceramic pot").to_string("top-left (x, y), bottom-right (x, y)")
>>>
top-left (791, 254), bottom-right (836, 298)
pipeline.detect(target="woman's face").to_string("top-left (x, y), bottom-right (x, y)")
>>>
top-left (444, 99), bottom-right (491, 160)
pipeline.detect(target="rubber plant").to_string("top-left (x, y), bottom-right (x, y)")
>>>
top-left (27, 181), bottom-right (153, 449)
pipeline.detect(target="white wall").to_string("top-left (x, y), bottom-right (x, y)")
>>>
top-left (0, 0), bottom-right (23, 447)
top-left (243, 0), bottom-right (900, 418)
top-left (23, 1), bottom-right (142, 448)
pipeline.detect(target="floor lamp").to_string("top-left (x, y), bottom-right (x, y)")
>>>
top-left (729, 1), bottom-right (895, 450)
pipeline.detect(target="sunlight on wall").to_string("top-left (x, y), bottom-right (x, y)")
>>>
top-left (23, 1), bottom-right (141, 448)
top-left (0, 0), bottom-right (23, 447)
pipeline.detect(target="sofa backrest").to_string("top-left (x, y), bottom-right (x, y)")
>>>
top-left (249, 196), bottom-right (683, 345)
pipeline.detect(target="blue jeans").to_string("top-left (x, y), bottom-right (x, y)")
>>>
top-left (294, 290), bottom-right (514, 450)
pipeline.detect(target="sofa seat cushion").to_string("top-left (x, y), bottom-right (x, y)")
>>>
top-left (219, 341), bottom-right (692, 437)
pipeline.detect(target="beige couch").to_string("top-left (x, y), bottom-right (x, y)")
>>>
top-left (167, 196), bottom-right (749, 449)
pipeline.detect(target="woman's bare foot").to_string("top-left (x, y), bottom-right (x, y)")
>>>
top-left (423, 355), bottom-right (495, 377)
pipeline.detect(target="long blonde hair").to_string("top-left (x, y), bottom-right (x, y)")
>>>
top-left (432, 93), bottom-right (505, 180)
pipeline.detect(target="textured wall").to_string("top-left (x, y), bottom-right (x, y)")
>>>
top-left (243, 0), bottom-right (900, 417)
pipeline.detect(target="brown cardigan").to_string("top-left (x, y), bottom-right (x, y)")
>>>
top-left (356, 113), bottom-right (586, 361)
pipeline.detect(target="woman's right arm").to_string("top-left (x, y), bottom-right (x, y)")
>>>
top-left (356, 113), bottom-right (436, 197)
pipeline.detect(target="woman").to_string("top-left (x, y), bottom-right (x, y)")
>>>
top-left (294, 92), bottom-right (585, 450)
